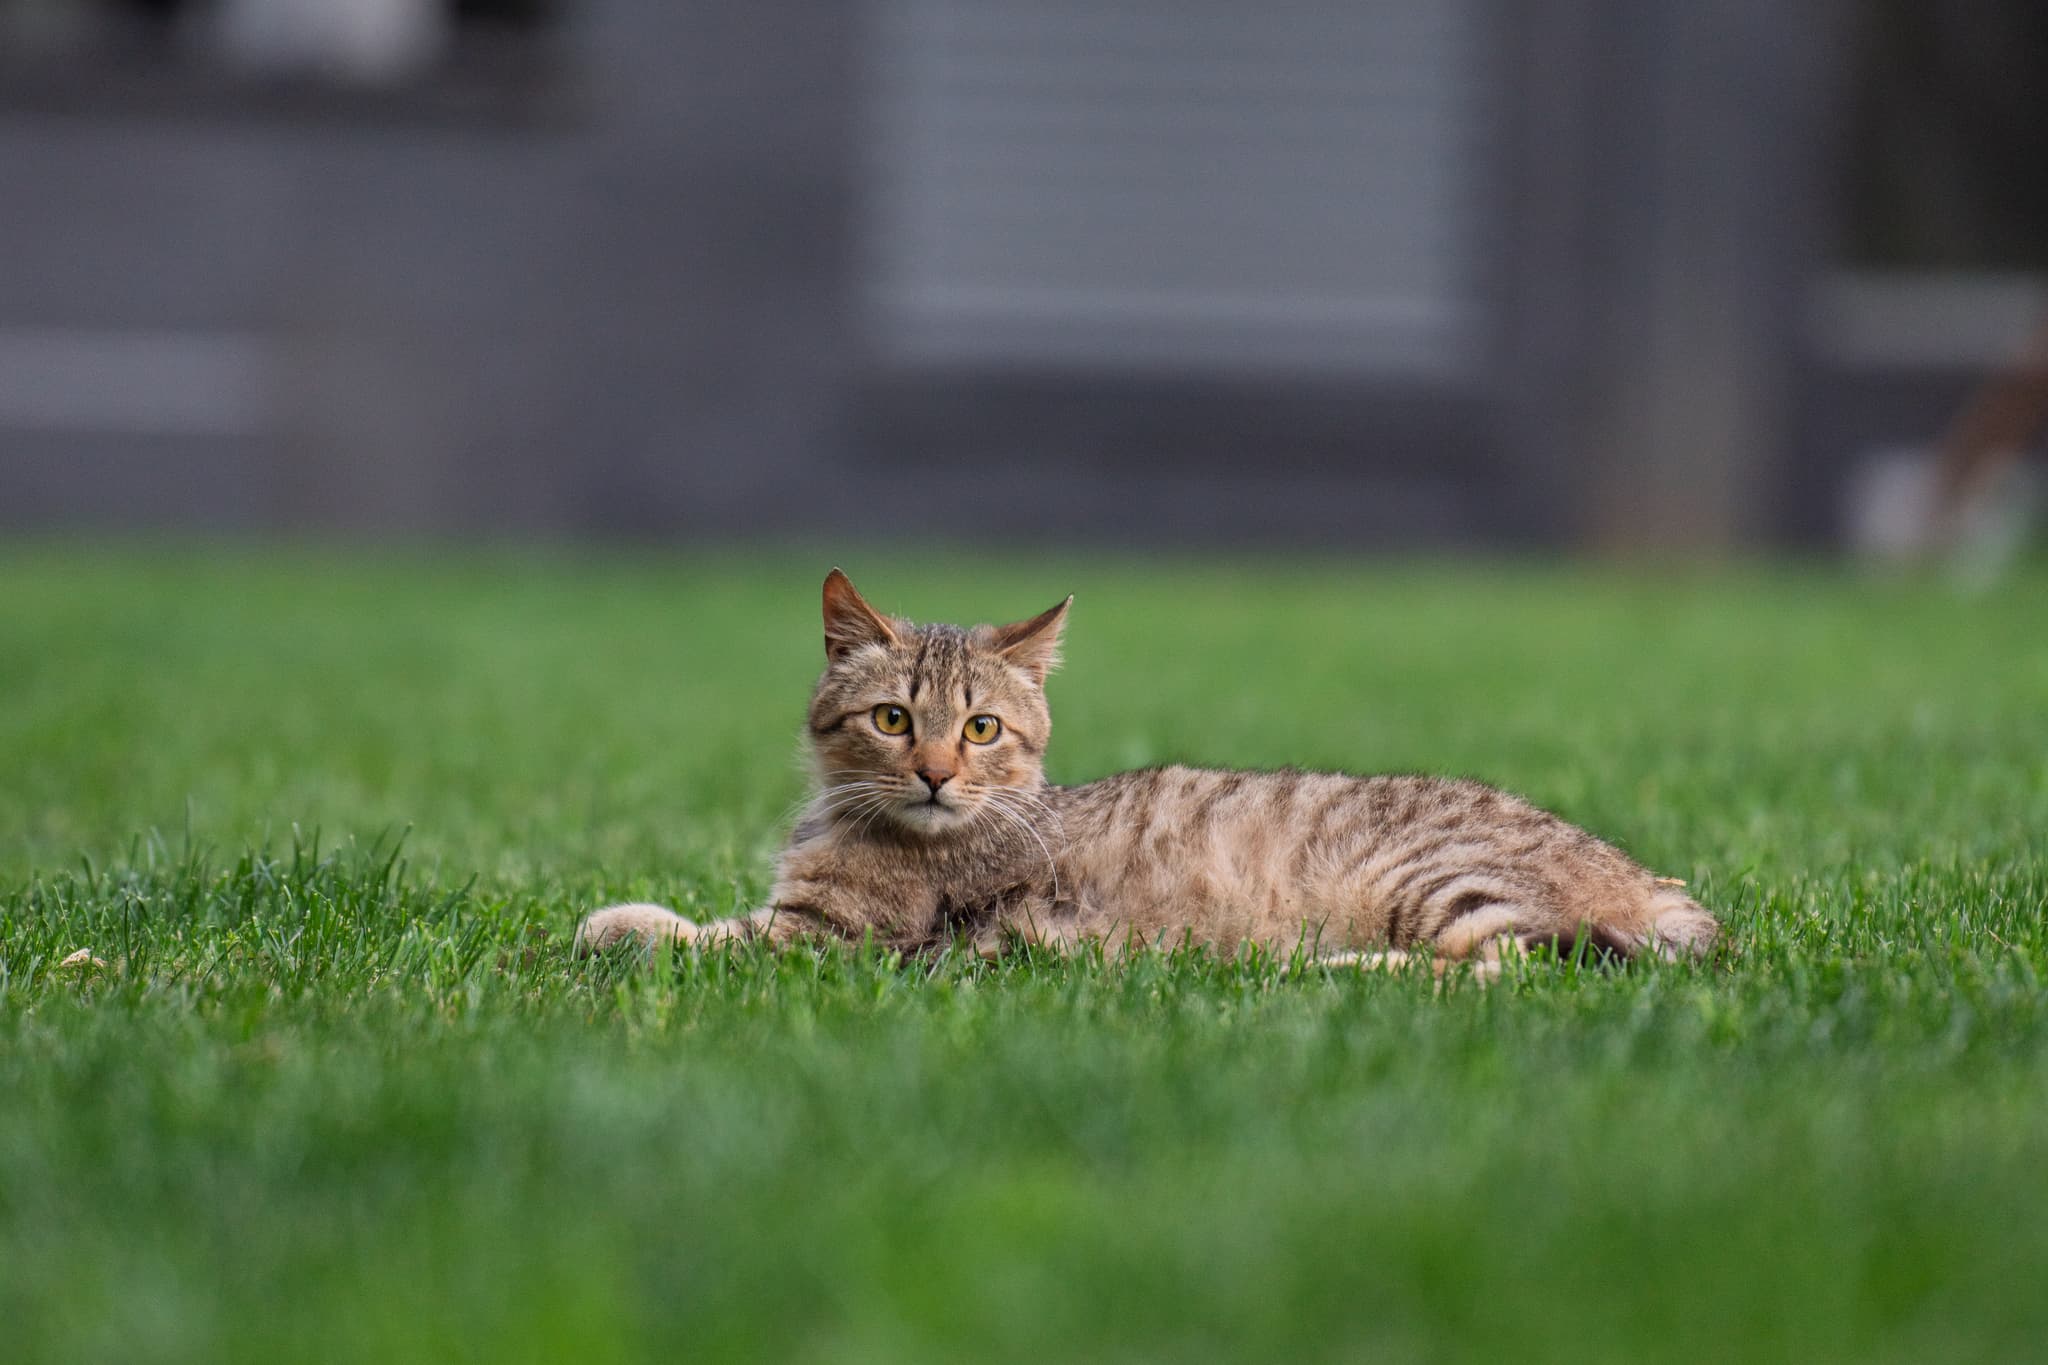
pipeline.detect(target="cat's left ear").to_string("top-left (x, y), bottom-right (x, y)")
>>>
top-left (990, 595), bottom-right (1071, 686)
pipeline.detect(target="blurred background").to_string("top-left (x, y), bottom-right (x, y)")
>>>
top-left (0, 0), bottom-right (2043, 553)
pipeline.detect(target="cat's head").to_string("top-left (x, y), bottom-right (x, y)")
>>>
top-left (805, 569), bottom-right (1068, 837)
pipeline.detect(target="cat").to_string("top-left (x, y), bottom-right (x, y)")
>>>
top-left (576, 570), bottom-right (1719, 975)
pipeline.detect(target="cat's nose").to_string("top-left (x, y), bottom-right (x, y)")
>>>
top-left (917, 767), bottom-right (953, 793)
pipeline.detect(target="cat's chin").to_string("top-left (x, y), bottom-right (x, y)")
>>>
top-left (889, 800), bottom-right (973, 836)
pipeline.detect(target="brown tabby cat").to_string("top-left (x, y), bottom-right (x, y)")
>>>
top-left (576, 570), bottom-right (1719, 975)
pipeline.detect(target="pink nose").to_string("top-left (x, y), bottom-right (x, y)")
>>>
top-left (917, 768), bottom-right (952, 793)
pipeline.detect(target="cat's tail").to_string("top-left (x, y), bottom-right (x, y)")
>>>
top-left (573, 902), bottom-right (697, 955)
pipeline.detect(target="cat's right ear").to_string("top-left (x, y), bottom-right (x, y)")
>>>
top-left (822, 568), bottom-right (900, 661)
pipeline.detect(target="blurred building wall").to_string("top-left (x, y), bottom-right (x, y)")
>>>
top-left (0, 2), bottom-right (858, 535)
top-left (2, 0), bottom-right (2015, 548)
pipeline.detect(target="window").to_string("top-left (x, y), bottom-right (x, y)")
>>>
top-left (864, 0), bottom-right (1489, 376)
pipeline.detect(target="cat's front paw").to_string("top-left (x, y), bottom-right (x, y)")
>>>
top-left (573, 903), bottom-right (698, 955)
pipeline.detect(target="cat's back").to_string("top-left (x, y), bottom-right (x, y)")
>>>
top-left (1055, 764), bottom-right (1516, 855)
top-left (1049, 765), bottom-right (1662, 953)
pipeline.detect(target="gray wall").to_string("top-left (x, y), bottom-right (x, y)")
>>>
top-left (0, 0), bottom-right (1853, 547)
top-left (1, 2), bottom-right (856, 535)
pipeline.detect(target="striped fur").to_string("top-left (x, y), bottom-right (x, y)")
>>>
top-left (577, 571), bottom-right (1720, 971)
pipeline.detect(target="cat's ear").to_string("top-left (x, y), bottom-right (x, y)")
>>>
top-left (822, 568), bottom-right (900, 661)
top-left (991, 595), bottom-right (1071, 685)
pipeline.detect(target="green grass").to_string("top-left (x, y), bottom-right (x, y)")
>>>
top-left (3, 545), bottom-right (2045, 1364)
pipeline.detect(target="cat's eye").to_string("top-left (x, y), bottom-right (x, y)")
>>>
top-left (872, 704), bottom-right (911, 736)
top-left (963, 715), bottom-right (1001, 745)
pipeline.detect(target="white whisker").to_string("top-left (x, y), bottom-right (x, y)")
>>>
top-left (831, 787), bottom-right (889, 819)
top-left (977, 792), bottom-right (1062, 902)
top-left (848, 794), bottom-right (900, 843)
top-left (824, 796), bottom-right (888, 845)
top-left (986, 786), bottom-right (1066, 835)
top-left (982, 786), bottom-right (1066, 837)
top-left (806, 782), bottom-right (882, 821)
top-left (777, 777), bottom-right (881, 828)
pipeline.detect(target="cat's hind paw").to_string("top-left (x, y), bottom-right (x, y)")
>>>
top-left (573, 903), bottom-right (697, 956)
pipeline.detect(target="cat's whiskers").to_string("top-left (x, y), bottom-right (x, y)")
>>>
top-left (846, 784), bottom-right (911, 843)
top-left (842, 802), bottom-right (894, 843)
top-left (982, 785), bottom-right (1065, 837)
top-left (821, 795), bottom-right (891, 847)
top-left (973, 788), bottom-right (1062, 902)
top-left (979, 785), bottom-right (1064, 840)
top-left (809, 769), bottom-right (886, 794)
top-left (821, 798), bottom-right (885, 831)
top-left (810, 773), bottom-right (883, 800)
top-left (777, 795), bottom-right (826, 829)
top-left (776, 777), bottom-right (881, 829)
top-left (806, 781), bottom-right (885, 822)
top-left (826, 783), bottom-right (892, 822)
top-left (811, 779), bottom-right (916, 845)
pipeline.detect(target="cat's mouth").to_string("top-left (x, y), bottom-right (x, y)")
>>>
top-left (895, 794), bottom-right (969, 831)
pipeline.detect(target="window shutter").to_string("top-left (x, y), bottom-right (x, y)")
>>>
top-left (867, 0), bottom-right (1488, 376)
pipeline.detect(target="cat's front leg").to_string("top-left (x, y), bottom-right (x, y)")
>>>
top-left (573, 902), bottom-right (698, 954)
top-left (573, 902), bottom-right (844, 956)
top-left (691, 904), bottom-right (841, 948)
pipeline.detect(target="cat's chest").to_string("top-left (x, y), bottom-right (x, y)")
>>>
top-left (777, 833), bottom-right (1055, 944)
top-left (910, 846), bottom-right (1053, 932)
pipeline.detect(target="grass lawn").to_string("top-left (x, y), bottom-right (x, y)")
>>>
top-left (3, 544), bottom-right (2045, 1363)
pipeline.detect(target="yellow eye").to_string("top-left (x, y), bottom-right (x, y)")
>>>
top-left (872, 704), bottom-right (911, 736)
top-left (963, 715), bottom-right (1001, 745)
